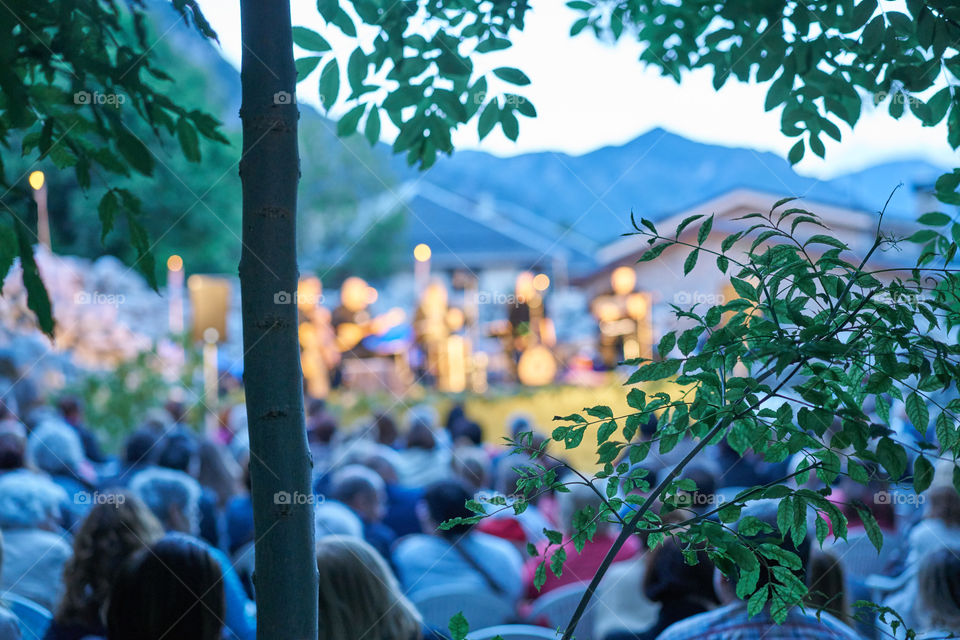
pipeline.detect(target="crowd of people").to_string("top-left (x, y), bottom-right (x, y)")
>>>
top-left (0, 390), bottom-right (954, 640)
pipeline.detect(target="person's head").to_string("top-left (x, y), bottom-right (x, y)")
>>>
top-left (57, 395), bottom-right (84, 426)
top-left (316, 535), bottom-right (422, 640)
top-left (806, 550), bottom-right (849, 625)
top-left (153, 430), bottom-right (200, 477)
top-left (405, 420), bottom-right (437, 451)
top-left (361, 446), bottom-right (402, 486)
top-left (307, 413), bottom-right (338, 446)
top-left (917, 547), bottom-right (960, 632)
top-left (107, 533), bottom-right (224, 640)
top-left (507, 413), bottom-right (533, 441)
top-left (927, 486), bottom-right (960, 527)
top-left (164, 400), bottom-right (188, 425)
top-left (451, 421), bottom-right (483, 447)
top-left (451, 446), bottom-right (491, 491)
top-left (197, 440), bottom-right (238, 506)
top-left (372, 413), bottom-right (398, 446)
top-left (329, 465), bottom-right (386, 523)
top-left (556, 476), bottom-right (603, 537)
top-left (56, 491), bottom-right (164, 628)
top-left (643, 538), bottom-right (718, 606)
top-left (0, 421), bottom-right (26, 471)
top-left (314, 501), bottom-right (364, 538)
top-left (0, 470), bottom-right (67, 530)
top-left (130, 468), bottom-right (201, 534)
top-left (307, 398), bottom-right (327, 419)
top-left (714, 500), bottom-right (811, 604)
top-left (123, 428), bottom-right (160, 468)
top-left (27, 419), bottom-right (85, 476)
top-left (420, 480), bottom-right (473, 540)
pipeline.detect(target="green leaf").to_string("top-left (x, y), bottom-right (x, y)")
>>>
top-left (914, 456), bottom-right (934, 494)
top-left (549, 547), bottom-right (567, 577)
top-left (115, 129), bottom-right (154, 176)
top-left (905, 391), bottom-right (930, 431)
top-left (658, 331), bottom-right (676, 357)
top-left (493, 67), bottom-right (531, 86)
top-left (347, 47), bottom-right (368, 94)
top-left (683, 248), bottom-right (699, 275)
top-left (448, 612), bottom-right (469, 640)
top-left (318, 59), bottom-right (340, 110)
top-left (176, 117), bottom-right (201, 163)
top-left (697, 215), bottom-right (714, 245)
top-left (364, 107), bottom-right (381, 146)
top-left (295, 56), bottom-right (321, 81)
top-left (918, 212), bottom-right (952, 227)
top-left (336, 104), bottom-right (366, 137)
top-left (477, 100), bottom-right (499, 140)
top-left (14, 218), bottom-right (53, 336)
top-left (500, 109), bottom-right (519, 141)
top-left (292, 26), bottom-right (331, 52)
top-left (97, 190), bottom-right (118, 243)
top-left (747, 585), bottom-right (769, 617)
top-left (787, 139), bottom-right (804, 164)
top-left (876, 437), bottom-right (907, 479)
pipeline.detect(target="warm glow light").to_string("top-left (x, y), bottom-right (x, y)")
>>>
top-left (611, 266), bottom-right (637, 296)
top-left (414, 243), bottom-right (432, 262)
top-left (341, 277), bottom-right (369, 312)
top-left (28, 171), bottom-right (45, 191)
top-left (533, 274), bottom-right (550, 291)
top-left (626, 293), bottom-right (648, 318)
top-left (515, 271), bottom-right (536, 302)
top-left (166, 255), bottom-right (183, 272)
top-left (365, 286), bottom-right (378, 305)
top-left (446, 307), bottom-right (465, 331)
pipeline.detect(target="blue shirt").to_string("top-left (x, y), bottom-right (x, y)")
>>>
top-left (656, 602), bottom-right (859, 640)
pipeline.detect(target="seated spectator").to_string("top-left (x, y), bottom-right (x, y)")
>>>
top-left (317, 535), bottom-right (424, 640)
top-left (315, 501), bottom-right (364, 538)
top-left (393, 481), bottom-right (523, 602)
top-left (362, 447), bottom-right (423, 537)
top-left (0, 532), bottom-right (22, 639)
top-left (306, 399), bottom-right (338, 469)
top-left (197, 439), bottom-right (240, 508)
top-left (915, 547), bottom-right (960, 639)
top-left (451, 421), bottom-right (483, 448)
top-left (56, 396), bottom-right (105, 464)
top-left (523, 479), bottom-right (640, 600)
top-left (604, 538), bottom-right (718, 640)
top-left (0, 421), bottom-right (26, 472)
top-left (328, 465), bottom-right (396, 559)
top-left (26, 420), bottom-right (93, 530)
top-left (451, 446), bottom-right (491, 493)
top-left (805, 550), bottom-right (849, 626)
top-left (46, 491), bottom-right (163, 640)
top-left (396, 408), bottom-right (450, 488)
top-left (99, 427), bottom-right (159, 489)
top-left (0, 471), bottom-right (71, 610)
top-left (657, 500), bottom-right (858, 640)
top-left (151, 430), bottom-right (221, 548)
top-left (130, 468), bottom-right (255, 640)
top-left (106, 533), bottom-right (224, 640)
top-left (224, 462), bottom-right (254, 555)
top-left (477, 453), bottom-right (552, 552)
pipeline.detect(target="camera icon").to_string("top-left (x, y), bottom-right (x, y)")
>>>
top-left (74, 291), bottom-right (91, 305)
top-left (73, 91), bottom-right (91, 105)
top-left (874, 491), bottom-right (890, 504)
top-left (274, 291), bottom-right (292, 304)
top-left (673, 291), bottom-right (692, 304)
top-left (477, 291), bottom-right (491, 304)
top-left (273, 91), bottom-right (294, 105)
top-left (274, 491), bottom-right (291, 505)
top-left (74, 492), bottom-right (90, 504)
top-left (473, 91), bottom-right (488, 104)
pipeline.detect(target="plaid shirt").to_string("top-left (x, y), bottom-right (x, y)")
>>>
top-left (656, 602), bottom-right (860, 640)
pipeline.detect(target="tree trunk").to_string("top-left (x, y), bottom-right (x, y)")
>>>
top-left (238, 2), bottom-right (317, 639)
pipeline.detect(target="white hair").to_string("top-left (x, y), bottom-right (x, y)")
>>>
top-left (0, 470), bottom-right (67, 529)
top-left (130, 467), bottom-right (201, 533)
top-left (314, 500), bottom-right (363, 539)
top-left (27, 419), bottom-right (85, 474)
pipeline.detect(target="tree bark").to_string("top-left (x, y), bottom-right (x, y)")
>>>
top-left (238, 2), bottom-right (317, 639)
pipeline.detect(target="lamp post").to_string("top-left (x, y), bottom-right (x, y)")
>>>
top-left (167, 255), bottom-right (185, 334)
top-left (28, 171), bottom-right (51, 248)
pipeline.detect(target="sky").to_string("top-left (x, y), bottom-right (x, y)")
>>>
top-left (195, 1), bottom-right (958, 179)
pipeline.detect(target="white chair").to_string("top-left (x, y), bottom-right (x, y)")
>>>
top-left (411, 585), bottom-right (515, 632)
top-left (2, 592), bottom-right (52, 640)
top-left (468, 624), bottom-right (561, 640)
top-left (527, 582), bottom-right (597, 638)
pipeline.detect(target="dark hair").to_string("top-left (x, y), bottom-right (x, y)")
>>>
top-left (107, 533), bottom-right (224, 640)
top-left (452, 421), bottom-right (483, 446)
top-left (423, 481), bottom-right (473, 539)
top-left (644, 538), bottom-right (718, 605)
top-left (153, 431), bottom-right (199, 473)
top-left (917, 547), bottom-right (960, 630)
top-left (373, 413), bottom-right (398, 446)
top-left (0, 433), bottom-right (24, 470)
top-left (124, 428), bottom-right (160, 467)
top-left (806, 550), bottom-right (849, 624)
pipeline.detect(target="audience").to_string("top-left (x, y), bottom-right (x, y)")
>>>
top-left (0, 531), bottom-right (24, 640)
top-left (915, 547), bottom-right (960, 639)
top-left (106, 534), bottom-right (225, 640)
top-left (46, 491), bottom-right (163, 640)
top-left (328, 464), bottom-right (396, 559)
top-left (656, 500), bottom-right (859, 640)
top-left (393, 481), bottom-right (523, 603)
top-left (316, 535), bottom-right (424, 640)
top-left (0, 471), bottom-right (72, 610)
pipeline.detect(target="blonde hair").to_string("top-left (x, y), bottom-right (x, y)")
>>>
top-left (316, 535), bottom-right (422, 640)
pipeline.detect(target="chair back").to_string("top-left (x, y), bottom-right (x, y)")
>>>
top-left (411, 585), bottom-right (514, 632)
top-left (467, 624), bottom-right (561, 640)
top-left (527, 582), bottom-right (597, 638)
top-left (2, 592), bottom-right (52, 640)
